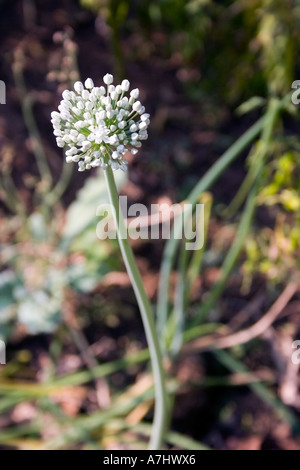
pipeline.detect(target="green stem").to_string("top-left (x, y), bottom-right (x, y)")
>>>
top-left (193, 180), bottom-right (259, 324)
top-left (46, 158), bottom-right (74, 207)
top-left (108, 0), bottom-right (127, 80)
top-left (13, 56), bottom-right (52, 186)
top-left (192, 97), bottom-right (281, 324)
top-left (214, 350), bottom-right (300, 433)
top-left (104, 165), bottom-right (168, 450)
top-left (224, 163), bottom-right (258, 218)
top-left (157, 116), bottom-right (265, 348)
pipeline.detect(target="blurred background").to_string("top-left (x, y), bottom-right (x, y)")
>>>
top-left (0, 0), bottom-right (300, 450)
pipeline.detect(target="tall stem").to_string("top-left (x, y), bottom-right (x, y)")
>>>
top-left (157, 117), bottom-right (265, 346)
top-left (104, 166), bottom-right (168, 450)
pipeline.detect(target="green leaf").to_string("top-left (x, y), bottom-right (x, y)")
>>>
top-left (17, 290), bottom-right (62, 335)
top-left (65, 263), bottom-right (107, 293)
top-left (28, 212), bottom-right (48, 242)
top-left (236, 96), bottom-right (266, 116)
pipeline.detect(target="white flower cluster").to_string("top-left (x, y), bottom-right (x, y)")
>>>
top-left (51, 74), bottom-right (150, 172)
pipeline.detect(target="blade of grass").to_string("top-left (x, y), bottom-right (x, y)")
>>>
top-left (186, 192), bottom-right (213, 292)
top-left (13, 49), bottom-right (52, 187)
top-left (224, 160), bottom-right (258, 218)
top-left (169, 237), bottom-right (189, 356)
top-left (0, 395), bottom-right (26, 413)
top-left (170, 194), bottom-right (212, 356)
top-left (0, 424), bottom-right (40, 443)
top-left (105, 419), bottom-right (211, 450)
top-left (157, 117), bottom-right (265, 348)
top-left (213, 349), bottom-right (300, 433)
top-left (192, 97), bottom-right (282, 324)
top-left (46, 156), bottom-right (74, 207)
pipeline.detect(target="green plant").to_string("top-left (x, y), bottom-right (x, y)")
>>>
top-left (51, 74), bottom-right (168, 449)
top-left (0, 169), bottom-right (126, 341)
